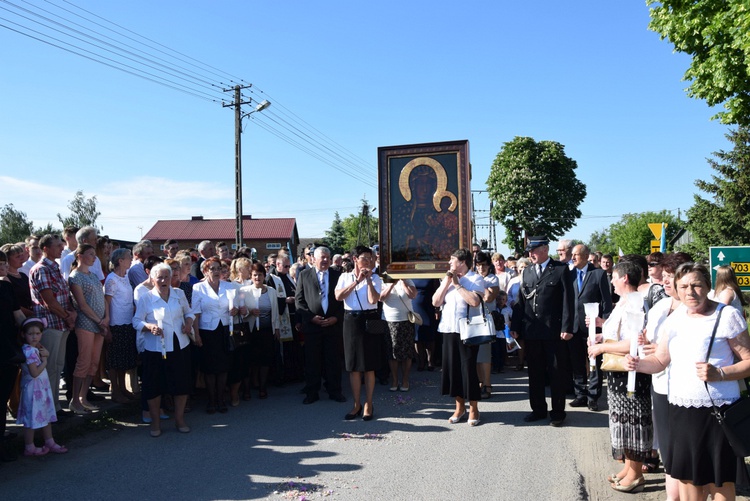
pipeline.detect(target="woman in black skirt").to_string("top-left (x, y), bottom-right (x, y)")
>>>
top-left (191, 257), bottom-right (240, 413)
top-left (335, 245), bottom-right (382, 421)
top-left (133, 263), bottom-right (195, 437)
top-left (432, 249), bottom-right (485, 427)
top-left (588, 260), bottom-right (652, 493)
top-left (630, 262), bottom-right (750, 501)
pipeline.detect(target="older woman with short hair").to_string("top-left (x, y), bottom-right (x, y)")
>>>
top-left (133, 263), bottom-right (195, 437)
top-left (630, 263), bottom-right (750, 500)
top-left (588, 260), bottom-right (652, 492)
top-left (433, 248), bottom-right (485, 426)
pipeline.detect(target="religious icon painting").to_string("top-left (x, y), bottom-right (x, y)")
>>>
top-left (377, 140), bottom-right (472, 280)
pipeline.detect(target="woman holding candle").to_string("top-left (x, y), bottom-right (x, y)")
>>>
top-left (588, 260), bottom-right (652, 493)
top-left (132, 263), bottom-right (195, 437)
top-left (628, 263), bottom-right (750, 501)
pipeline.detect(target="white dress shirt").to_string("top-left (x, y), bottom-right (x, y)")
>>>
top-left (132, 287), bottom-right (194, 352)
top-left (191, 280), bottom-right (238, 330)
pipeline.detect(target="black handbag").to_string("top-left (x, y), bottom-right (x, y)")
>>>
top-left (705, 304), bottom-right (750, 457)
top-left (365, 318), bottom-right (389, 335)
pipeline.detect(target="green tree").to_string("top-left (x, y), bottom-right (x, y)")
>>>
top-left (0, 204), bottom-right (35, 244)
top-left (682, 127), bottom-right (750, 261)
top-left (587, 230), bottom-right (613, 254)
top-left (589, 211), bottom-right (685, 256)
top-left (647, 0), bottom-right (750, 126)
top-left (487, 137), bottom-right (586, 253)
top-left (339, 200), bottom-right (378, 252)
top-left (323, 211), bottom-right (347, 255)
top-left (57, 190), bottom-right (101, 229)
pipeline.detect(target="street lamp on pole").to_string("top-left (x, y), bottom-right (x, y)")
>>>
top-left (225, 84), bottom-right (271, 251)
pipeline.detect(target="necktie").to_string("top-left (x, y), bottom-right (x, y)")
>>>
top-left (535, 264), bottom-right (541, 278)
top-left (319, 271), bottom-right (328, 314)
top-left (577, 269), bottom-right (584, 290)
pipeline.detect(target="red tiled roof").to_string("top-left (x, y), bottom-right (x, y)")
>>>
top-left (143, 217), bottom-right (297, 241)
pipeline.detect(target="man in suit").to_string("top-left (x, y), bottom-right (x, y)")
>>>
top-left (601, 253), bottom-right (618, 303)
top-left (568, 244), bottom-right (613, 411)
top-left (510, 236), bottom-right (575, 426)
top-left (295, 246), bottom-right (347, 405)
top-left (191, 240), bottom-right (215, 280)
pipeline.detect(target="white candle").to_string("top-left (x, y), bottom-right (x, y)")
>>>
top-left (153, 308), bottom-right (167, 360)
top-left (583, 302), bottom-right (600, 369)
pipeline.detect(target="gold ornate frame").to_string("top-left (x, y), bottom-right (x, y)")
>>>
top-left (377, 140), bottom-right (471, 280)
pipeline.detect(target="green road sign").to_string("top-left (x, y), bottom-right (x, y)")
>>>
top-left (709, 246), bottom-right (750, 291)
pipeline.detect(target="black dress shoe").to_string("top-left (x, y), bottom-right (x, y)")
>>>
top-left (345, 406), bottom-right (363, 420)
top-left (302, 394), bottom-right (320, 405)
top-left (588, 401), bottom-right (600, 412)
top-left (362, 406), bottom-right (374, 421)
top-left (522, 412), bottom-right (547, 423)
top-left (569, 397), bottom-right (587, 407)
top-left (550, 418), bottom-right (565, 427)
top-left (329, 393), bottom-right (347, 403)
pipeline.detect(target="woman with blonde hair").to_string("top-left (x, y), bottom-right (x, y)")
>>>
top-left (710, 265), bottom-right (747, 313)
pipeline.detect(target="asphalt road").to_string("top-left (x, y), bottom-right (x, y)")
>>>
top-left (0, 369), bottom-right (741, 501)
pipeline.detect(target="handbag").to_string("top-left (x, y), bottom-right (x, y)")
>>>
top-left (396, 290), bottom-right (423, 326)
top-left (354, 284), bottom-right (388, 335)
top-left (458, 296), bottom-right (496, 346)
top-left (704, 304), bottom-right (750, 457)
top-left (600, 317), bottom-right (627, 372)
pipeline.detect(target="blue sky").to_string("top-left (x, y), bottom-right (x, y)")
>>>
top-left (0, 1), bottom-right (729, 255)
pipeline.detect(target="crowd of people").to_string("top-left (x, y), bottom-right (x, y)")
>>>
top-left (1, 228), bottom-right (749, 499)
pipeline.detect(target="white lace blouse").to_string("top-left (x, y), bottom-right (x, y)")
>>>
top-left (664, 304), bottom-right (747, 408)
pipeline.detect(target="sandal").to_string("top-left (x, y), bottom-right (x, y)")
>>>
top-left (46, 442), bottom-right (68, 454)
top-left (24, 446), bottom-right (49, 457)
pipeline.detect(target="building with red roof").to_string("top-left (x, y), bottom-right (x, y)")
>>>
top-left (143, 215), bottom-right (299, 259)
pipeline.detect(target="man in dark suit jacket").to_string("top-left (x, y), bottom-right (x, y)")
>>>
top-left (568, 244), bottom-right (613, 411)
top-left (510, 236), bottom-right (575, 426)
top-left (295, 246), bottom-right (346, 405)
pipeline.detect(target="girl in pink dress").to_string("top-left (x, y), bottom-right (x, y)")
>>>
top-left (16, 318), bottom-right (68, 456)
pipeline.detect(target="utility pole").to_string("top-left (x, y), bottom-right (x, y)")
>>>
top-left (222, 84), bottom-right (270, 251)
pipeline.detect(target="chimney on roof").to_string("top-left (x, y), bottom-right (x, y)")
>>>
top-left (242, 215), bottom-right (252, 220)
top-left (191, 216), bottom-right (203, 221)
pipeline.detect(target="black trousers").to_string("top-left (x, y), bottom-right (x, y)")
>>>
top-left (303, 327), bottom-right (342, 397)
top-left (525, 338), bottom-right (571, 421)
top-left (568, 332), bottom-right (603, 401)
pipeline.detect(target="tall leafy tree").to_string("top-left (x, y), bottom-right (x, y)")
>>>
top-left (588, 211), bottom-right (685, 256)
top-left (0, 204), bottom-right (35, 244)
top-left (683, 127), bottom-right (750, 260)
top-left (487, 137), bottom-right (586, 253)
top-left (57, 190), bottom-right (101, 229)
top-left (323, 211), bottom-right (347, 254)
top-left (647, 0), bottom-right (750, 126)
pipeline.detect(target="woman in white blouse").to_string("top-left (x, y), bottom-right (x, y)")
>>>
top-left (432, 248), bottom-right (484, 426)
top-left (380, 279), bottom-right (417, 392)
top-left (335, 245), bottom-right (382, 422)
top-left (588, 260), bottom-right (652, 493)
top-left (629, 263), bottom-right (750, 501)
top-left (132, 263), bottom-right (195, 437)
top-left (238, 262), bottom-right (279, 400)
top-left (191, 257), bottom-right (240, 414)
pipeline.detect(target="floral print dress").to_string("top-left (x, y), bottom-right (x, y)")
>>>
top-left (16, 344), bottom-right (57, 429)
